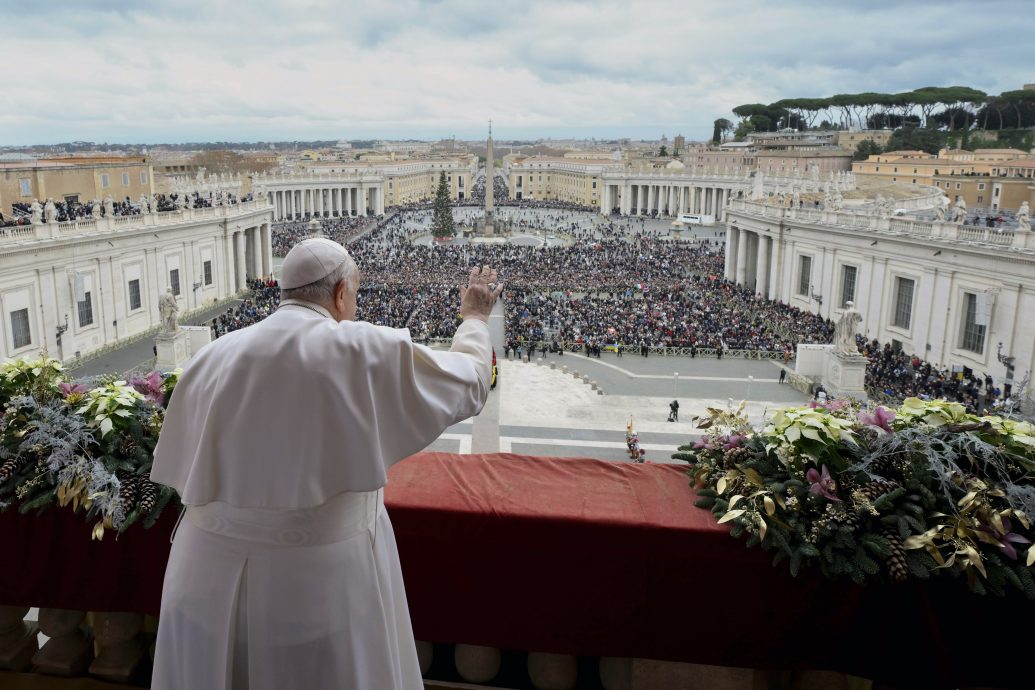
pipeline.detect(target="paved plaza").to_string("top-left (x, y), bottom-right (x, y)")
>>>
top-left (72, 206), bottom-right (779, 465)
top-left (421, 297), bottom-right (807, 463)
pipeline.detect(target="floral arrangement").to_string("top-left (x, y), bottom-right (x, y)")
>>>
top-left (673, 398), bottom-right (1035, 597)
top-left (0, 356), bottom-right (181, 540)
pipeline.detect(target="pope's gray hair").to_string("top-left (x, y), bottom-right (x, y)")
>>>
top-left (280, 256), bottom-right (359, 304)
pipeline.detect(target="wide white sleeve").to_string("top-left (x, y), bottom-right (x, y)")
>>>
top-left (373, 318), bottom-right (492, 466)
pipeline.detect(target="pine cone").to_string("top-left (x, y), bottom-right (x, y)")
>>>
top-left (836, 505), bottom-right (861, 532)
top-left (855, 426), bottom-right (880, 448)
top-left (137, 479), bottom-right (157, 515)
top-left (853, 480), bottom-right (898, 504)
top-left (0, 456), bottom-right (28, 484)
top-left (870, 453), bottom-right (909, 480)
top-left (117, 472), bottom-right (139, 511)
top-left (722, 446), bottom-right (752, 469)
top-left (883, 526), bottom-right (908, 583)
top-left (118, 438), bottom-right (139, 458)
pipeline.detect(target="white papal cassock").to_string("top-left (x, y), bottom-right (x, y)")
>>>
top-left (150, 299), bottom-right (491, 690)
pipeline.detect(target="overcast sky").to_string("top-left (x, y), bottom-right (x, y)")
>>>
top-left (1, 0), bottom-right (1032, 146)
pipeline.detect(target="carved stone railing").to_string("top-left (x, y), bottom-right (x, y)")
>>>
top-left (729, 198), bottom-right (1035, 253)
top-left (1, 453), bottom-right (1027, 690)
top-left (9, 199), bottom-right (274, 244)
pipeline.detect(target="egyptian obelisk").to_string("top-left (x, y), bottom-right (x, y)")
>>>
top-left (484, 120), bottom-right (495, 236)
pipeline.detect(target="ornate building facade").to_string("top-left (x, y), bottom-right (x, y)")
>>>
top-left (0, 200), bottom-right (273, 362)
top-left (725, 198), bottom-right (1035, 380)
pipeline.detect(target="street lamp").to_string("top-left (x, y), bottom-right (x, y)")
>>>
top-left (747, 375), bottom-right (754, 401)
top-left (997, 342), bottom-right (1016, 401)
top-left (673, 372), bottom-right (679, 399)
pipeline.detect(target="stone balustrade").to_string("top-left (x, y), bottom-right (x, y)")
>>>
top-left (729, 198), bottom-right (1035, 253)
top-left (6, 199), bottom-right (274, 245)
top-left (1, 607), bottom-right (883, 690)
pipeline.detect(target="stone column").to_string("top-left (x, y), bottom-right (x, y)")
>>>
top-left (263, 223), bottom-right (273, 277)
top-left (252, 227), bottom-right (263, 280)
top-left (235, 231), bottom-right (247, 290)
top-left (755, 231), bottom-right (768, 296)
top-left (769, 235), bottom-right (781, 299)
top-left (346, 187), bottom-right (353, 216)
top-left (725, 227), bottom-right (738, 281)
top-left (761, 236), bottom-right (773, 299)
top-left (735, 229), bottom-right (750, 287)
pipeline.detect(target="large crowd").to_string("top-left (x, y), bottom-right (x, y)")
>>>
top-left (860, 337), bottom-right (1003, 412)
top-left (505, 277), bottom-right (832, 353)
top-left (3, 191), bottom-right (252, 227)
top-left (219, 200), bottom-right (1012, 409)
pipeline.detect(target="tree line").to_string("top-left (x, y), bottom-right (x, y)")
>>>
top-left (712, 86), bottom-right (1035, 143)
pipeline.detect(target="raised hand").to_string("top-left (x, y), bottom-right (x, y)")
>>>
top-left (460, 265), bottom-right (503, 322)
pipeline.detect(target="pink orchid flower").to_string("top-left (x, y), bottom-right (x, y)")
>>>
top-left (806, 465), bottom-right (841, 502)
top-left (57, 381), bottom-right (89, 398)
top-left (858, 406), bottom-right (896, 433)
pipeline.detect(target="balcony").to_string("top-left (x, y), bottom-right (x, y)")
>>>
top-left (0, 453), bottom-right (1027, 689)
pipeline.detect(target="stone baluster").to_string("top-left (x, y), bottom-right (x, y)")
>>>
top-left (528, 651), bottom-right (578, 690)
top-left (0, 606), bottom-right (38, 671)
top-left (89, 612), bottom-right (148, 683)
top-left (454, 643), bottom-right (501, 684)
top-left (599, 656), bottom-right (631, 690)
top-left (32, 608), bottom-right (93, 676)
top-left (416, 640), bottom-right (433, 676)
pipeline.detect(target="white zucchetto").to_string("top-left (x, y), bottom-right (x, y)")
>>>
top-left (279, 238), bottom-right (352, 289)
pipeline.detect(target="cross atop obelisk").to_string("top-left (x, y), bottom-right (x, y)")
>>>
top-left (484, 120), bottom-right (495, 235)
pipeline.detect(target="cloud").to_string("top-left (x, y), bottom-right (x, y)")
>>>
top-left (0, 0), bottom-right (1032, 145)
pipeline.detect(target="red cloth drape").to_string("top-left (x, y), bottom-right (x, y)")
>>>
top-left (1, 452), bottom-right (1030, 689)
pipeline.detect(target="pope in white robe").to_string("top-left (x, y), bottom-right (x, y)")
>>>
top-left (150, 238), bottom-right (500, 690)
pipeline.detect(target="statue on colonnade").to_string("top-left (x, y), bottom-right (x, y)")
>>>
top-left (44, 198), bottom-right (57, 223)
top-left (1017, 201), bottom-right (1030, 232)
top-left (30, 199), bottom-right (43, 225)
top-left (834, 302), bottom-right (863, 355)
top-left (951, 198), bottom-right (967, 224)
top-left (158, 288), bottom-right (179, 334)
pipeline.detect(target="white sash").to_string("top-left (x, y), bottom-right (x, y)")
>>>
top-left (184, 489), bottom-right (384, 546)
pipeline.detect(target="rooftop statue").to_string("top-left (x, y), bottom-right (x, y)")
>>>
top-left (834, 302), bottom-right (863, 355)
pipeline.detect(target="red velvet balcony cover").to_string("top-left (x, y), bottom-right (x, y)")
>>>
top-left (1, 452), bottom-right (1030, 689)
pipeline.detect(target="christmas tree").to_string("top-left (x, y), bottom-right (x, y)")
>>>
top-left (431, 171), bottom-right (456, 238)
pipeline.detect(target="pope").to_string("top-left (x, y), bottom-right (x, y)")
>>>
top-left (150, 237), bottom-right (501, 690)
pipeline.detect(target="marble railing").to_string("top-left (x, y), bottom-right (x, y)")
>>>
top-left (729, 198), bottom-right (1035, 253)
top-left (6, 199), bottom-right (274, 244)
top-left (0, 606), bottom-right (868, 690)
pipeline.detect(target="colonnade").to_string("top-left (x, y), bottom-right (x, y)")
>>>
top-left (227, 223), bottom-right (274, 291)
top-left (725, 226), bottom-right (776, 299)
top-left (599, 183), bottom-right (735, 220)
top-left (265, 186), bottom-right (384, 222)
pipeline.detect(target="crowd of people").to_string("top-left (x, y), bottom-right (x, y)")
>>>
top-left (860, 337), bottom-right (1004, 413)
top-left (505, 276), bottom-right (833, 353)
top-left (211, 279), bottom-right (281, 338)
top-left (4, 190), bottom-right (252, 227)
top-left (257, 202), bottom-right (1016, 408)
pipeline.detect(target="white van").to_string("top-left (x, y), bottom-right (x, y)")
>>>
top-left (676, 213), bottom-right (716, 226)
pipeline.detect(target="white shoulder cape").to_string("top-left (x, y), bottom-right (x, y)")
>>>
top-left (151, 304), bottom-right (490, 508)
